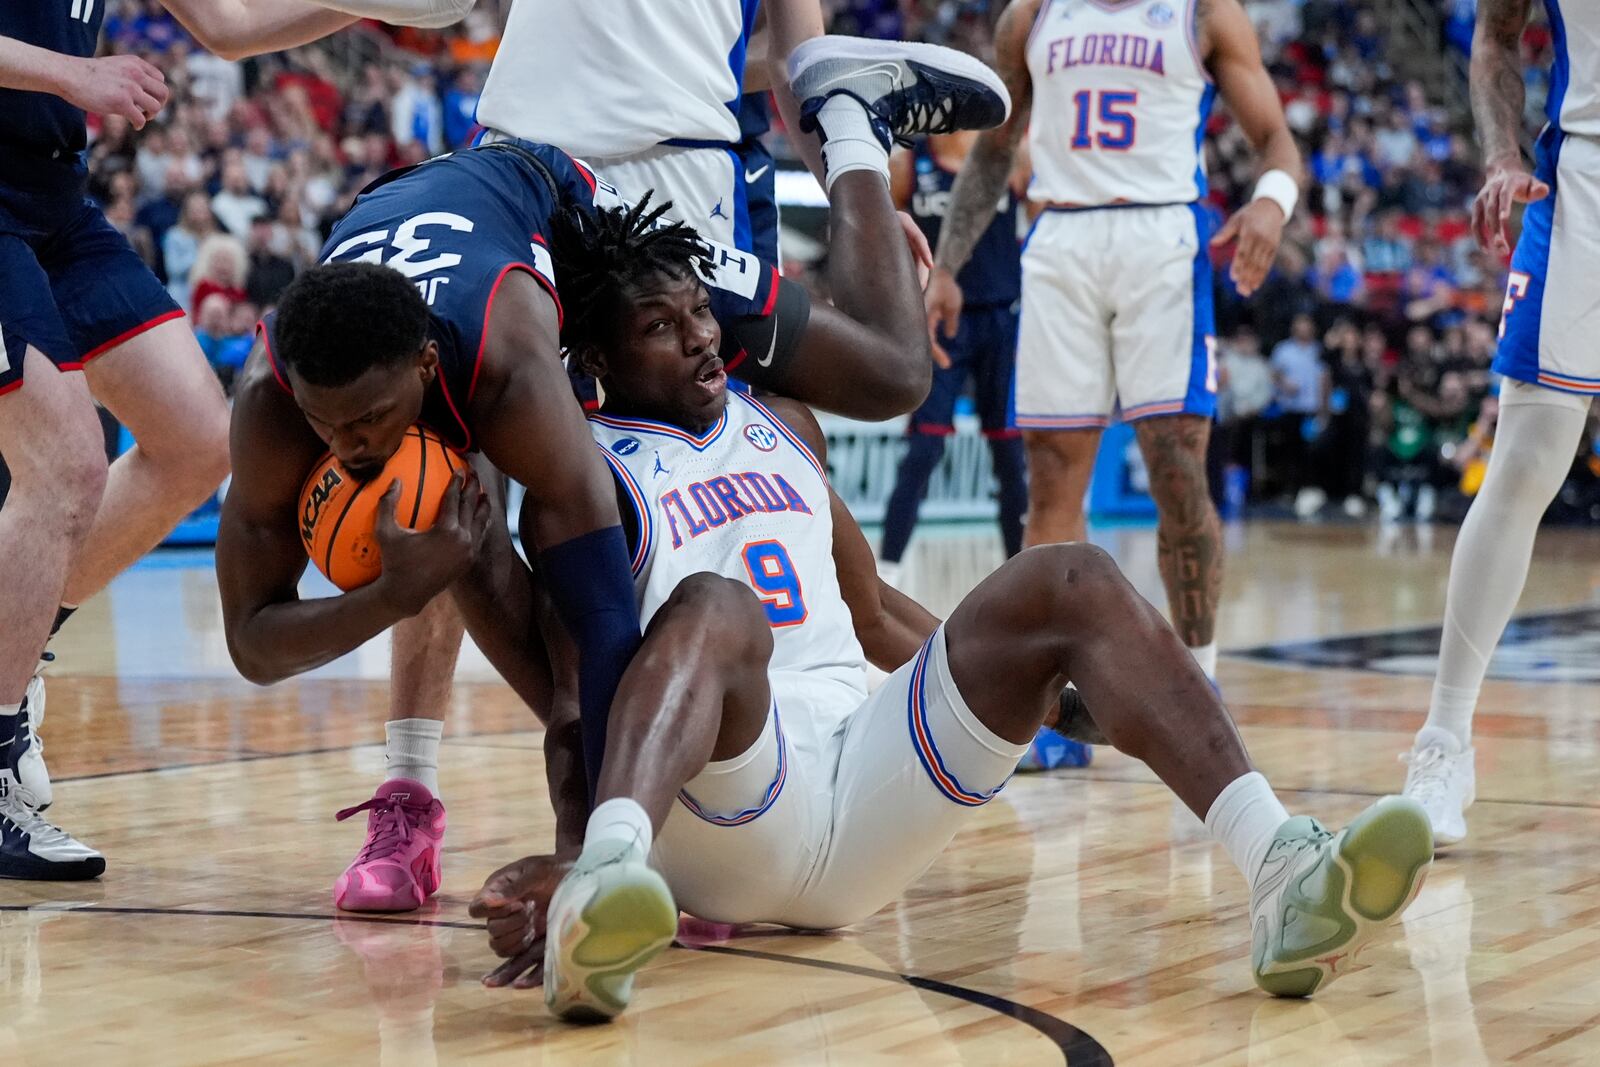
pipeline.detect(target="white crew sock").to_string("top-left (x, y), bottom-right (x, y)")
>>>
top-left (384, 718), bottom-right (443, 795)
top-left (813, 94), bottom-right (889, 193)
top-left (1204, 771), bottom-right (1291, 885)
top-left (585, 797), bottom-right (653, 858)
top-left (1190, 641), bottom-right (1218, 680)
top-left (0, 703), bottom-right (19, 719)
top-left (1424, 387), bottom-right (1587, 748)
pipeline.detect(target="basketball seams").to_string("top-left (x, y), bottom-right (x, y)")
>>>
top-left (409, 426), bottom-right (428, 528)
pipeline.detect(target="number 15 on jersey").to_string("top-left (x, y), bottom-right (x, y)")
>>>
top-left (1069, 90), bottom-right (1138, 151)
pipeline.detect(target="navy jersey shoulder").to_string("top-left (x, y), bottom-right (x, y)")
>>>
top-left (909, 141), bottom-right (1021, 306)
top-left (263, 143), bottom-right (592, 450)
top-left (0, 1), bottom-right (104, 173)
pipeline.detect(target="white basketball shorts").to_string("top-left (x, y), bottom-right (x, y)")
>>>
top-left (650, 625), bottom-right (1028, 930)
top-left (1014, 202), bottom-right (1217, 429)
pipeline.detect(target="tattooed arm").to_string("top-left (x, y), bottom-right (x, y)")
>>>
top-left (1470, 0), bottom-right (1546, 254)
top-left (925, 0), bottom-right (1041, 342)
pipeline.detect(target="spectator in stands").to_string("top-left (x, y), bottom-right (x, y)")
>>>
top-left (1210, 324), bottom-right (1276, 511)
top-left (164, 190), bottom-right (220, 309)
top-left (390, 62), bottom-right (445, 159)
top-left (244, 216), bottom-right (297, 311)
top-left (212, 156), bottom-right (268, 237)
top-left (1312, 317), bottom-right (1375, 517)
top-left (1270, 313), bottom-right (1328, 514)
top-left (189, 234), bottom-right (248, 316)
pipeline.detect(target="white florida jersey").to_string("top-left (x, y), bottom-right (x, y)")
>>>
top-left (475, 0), bottom-right (757, 158)
top-left (588, 394), bottom-right (870, 708)
top-left (1545, 0), bottom-right (1600, 138)
top-left (1025, 0), bottom-right (1216, 207)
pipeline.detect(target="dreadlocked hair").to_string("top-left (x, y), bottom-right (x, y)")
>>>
top-left (551, 193), bottom-right (715, 354)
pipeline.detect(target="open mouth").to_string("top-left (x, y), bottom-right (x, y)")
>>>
top-left (694, 355), bottom-right (727, 394)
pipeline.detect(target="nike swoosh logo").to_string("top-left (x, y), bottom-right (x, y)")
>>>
top-left (756, 325), bottom-right (779, 368)
top-left (745, 164), bottom-right (770, 183)
top-left (1250, 850), bottom-right (1293, 915)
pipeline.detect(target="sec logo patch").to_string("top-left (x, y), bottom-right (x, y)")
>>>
top-left (744, 424), bottom-right (778, 452)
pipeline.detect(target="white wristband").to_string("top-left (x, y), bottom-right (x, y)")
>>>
top-left (1251, 169), bottom-right (1299, 220)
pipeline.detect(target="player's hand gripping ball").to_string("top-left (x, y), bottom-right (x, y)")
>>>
top-left (298, 425), bottom-right (466, 591)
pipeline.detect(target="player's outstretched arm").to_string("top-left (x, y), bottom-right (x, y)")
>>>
top-left (468, 273), bottom-right (643, 799)
top-left (1203, 0), bottom-right (1304, 297)
top-left (218, 346), bottom-right (486, 684)
top-left (927, 0), bottom-right (1039, 339)
top-left (761, 397), bottom-right (941, 669)
top-left (1470, 0), bottom-right (1545, 254)
top-left (0, 35), bottom-right (169, 128)
top-left (761, 0), bottom-right (831, 189)
top-left (158, 0), bottom-right (357, 61)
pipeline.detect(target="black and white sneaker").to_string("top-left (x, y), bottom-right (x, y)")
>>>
top-left (17, 653), bottom-right (52, 810)
top-left (789, 36), bottom-right (1011, 148)
top-left (0, 767), bottom-right (103, 881)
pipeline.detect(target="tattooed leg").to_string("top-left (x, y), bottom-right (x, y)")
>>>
top-left (1134, 415), bottom-right (1223, 649)
top-left (1022, 429), bottom-right (1102, 547)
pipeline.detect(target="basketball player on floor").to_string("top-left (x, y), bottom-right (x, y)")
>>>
top-left (462, 202), bottom-right (1434, 1021)
top-left (926, 0), bottom-right (1303, 684)
top-left (0, 0), bottom-right (415, 881)
top-left (1398, 0), bottom-right (1599, 847)
top-left (215, 42), bottom-right (1009, 910)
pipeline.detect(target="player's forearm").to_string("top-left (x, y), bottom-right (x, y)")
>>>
top-left (764, 0), bottom-right (829, 186)
top-left (856, 583), bottom-right (941, 672)
top-left (227, 586), bottom-right (410, 686)
top-left (544, 705), bottom-right (589, 853)
top-left (160, 0), bottom-right (356, 61)
top-left (1250, 124), bottom-right (1304, 186)
top-left (0, 35), bottom-right (76, 94)
top-left (1470, 3), bottom-right (1531, 167)
top-left (934, 133), bottom-right (1016, 275)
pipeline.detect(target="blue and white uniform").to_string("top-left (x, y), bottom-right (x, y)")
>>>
top-left (475, 0), bottom-right (763, 250)
top-left (1493, 0), bottom-right (1600, 399)
top-left (1014, 0), bottom-right (1217, 428)
top-left (0, 0), bottom-right (183, 394)
top-left (589, 395), bottom-right (1028, 928)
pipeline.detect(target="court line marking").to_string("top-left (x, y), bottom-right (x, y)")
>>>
top-left (0, 903), bottom-right (1113, 1066)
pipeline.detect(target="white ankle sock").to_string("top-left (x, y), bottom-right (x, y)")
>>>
top-left (1204, 771), bottom-right (1291, 885)
top-left (0, 702), bottom-right (19, 719)
top-left (585, 797), bottom-right (653, 857)
top-left (1190, 641), bottom-right (1218, 679)
top-left (814, 94), bottom-right (889, 193)
top-left (384, 718), bottom-right (443, 795)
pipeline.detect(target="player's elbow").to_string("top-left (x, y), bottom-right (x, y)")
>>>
top-left (407, 0), bottom-right (476, 29)
top-left (226, 632), bottom-right (288, 687)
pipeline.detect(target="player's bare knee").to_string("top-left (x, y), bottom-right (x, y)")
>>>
top-left (660, 573), bottom-right (772, 665)
top-left (35, 439), bottom-right (108, 542)
top-left (1031, 542), bottom-right (1131, 620)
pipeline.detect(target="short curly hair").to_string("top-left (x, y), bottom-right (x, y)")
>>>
top-left (550, 194), bottom-right (714, 355)
top-left (273, 262), bottom-right (429, 387)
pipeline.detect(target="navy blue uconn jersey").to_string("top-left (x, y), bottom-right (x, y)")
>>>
top-left (261, 142), bottom-right (784, 450)
top-left (0, 0), bottom-right (105, 187)
top-left (909, 142), bottom-right (1021, 307)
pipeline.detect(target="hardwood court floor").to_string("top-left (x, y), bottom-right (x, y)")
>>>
top-left (4, 521), bottom-right (1600, 1065)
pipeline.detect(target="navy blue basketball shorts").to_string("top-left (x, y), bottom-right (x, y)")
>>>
top-left (0, 188), bottom-right (183, 395)
top-left (910, 302), bottom-right (1020, 439)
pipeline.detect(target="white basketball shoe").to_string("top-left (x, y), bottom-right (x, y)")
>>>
top-left (1400, 727), bottom-right (1475, 849)
top-left (543, 838), bottom-right (677, 1022)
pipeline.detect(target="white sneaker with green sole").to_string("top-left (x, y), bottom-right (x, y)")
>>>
top-left (544, 838), bottom-right (678, 1022)
top-left (1251, 795), bottom-right (1432, 997)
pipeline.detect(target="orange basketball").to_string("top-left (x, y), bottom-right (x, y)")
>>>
top-left (298, 425), bottom-right (465, 591)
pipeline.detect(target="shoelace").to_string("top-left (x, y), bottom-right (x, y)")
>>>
top-left (0, 782), bottom-right (73, 844)
top-left (336, 795), bottom-right (418, 863)
top-left (1399, 746), bottom-right (1453, 806)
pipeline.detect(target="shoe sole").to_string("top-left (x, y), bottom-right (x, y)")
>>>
top-left (1255, 797), bottom-right (1432, 997)
top-left (0, 854), bottom-right (105, 881)
top-left (787, 37), bottom-right (1011, 126)
top-left (546, 867), bottom-right (678, 1023)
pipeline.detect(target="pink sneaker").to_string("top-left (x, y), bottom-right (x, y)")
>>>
top-left (333, 780), bottom-right (446, 912)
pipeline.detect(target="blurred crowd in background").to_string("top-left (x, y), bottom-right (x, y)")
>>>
top-left (78, 0), bottom-right (1600, 525)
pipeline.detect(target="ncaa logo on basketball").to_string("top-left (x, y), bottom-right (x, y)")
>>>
top-left (300, 467), bottom-right (344, 545)
top-left (744, 424), bottom-right (779, 452)
top-left (612, 437), bottom-right (642, 456)
top-left (1146, 2), bottom-right (1175, 26)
